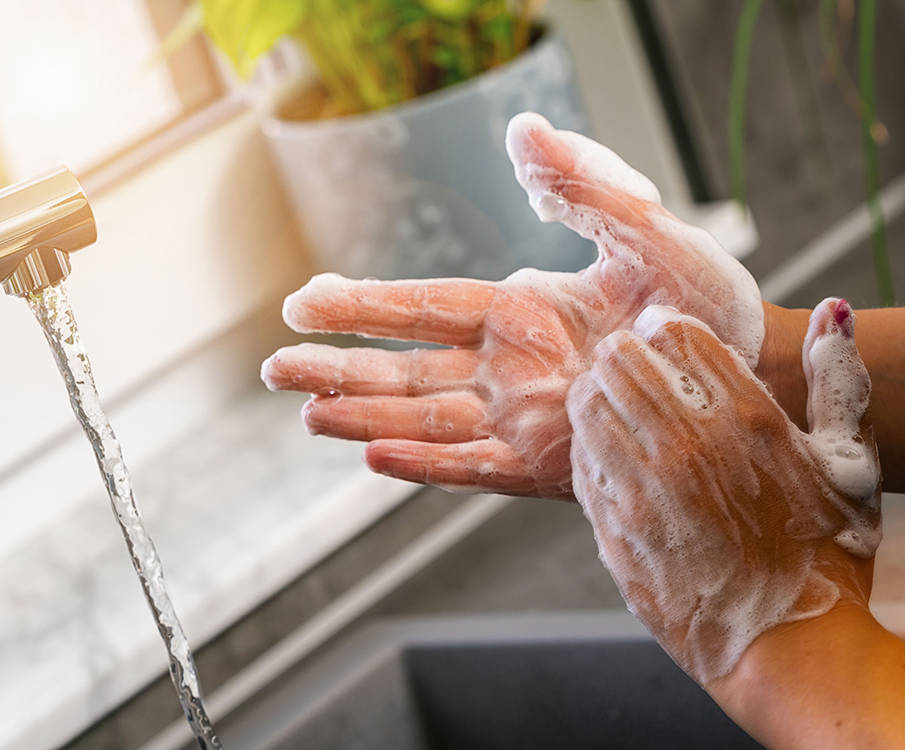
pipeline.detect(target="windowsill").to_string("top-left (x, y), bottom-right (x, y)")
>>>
top-left (0, 378), bottom-right (419, 750)
top-left (0, 100), bottom-right (314, 558)
top-left (79, 94), bottom-right (249, 199)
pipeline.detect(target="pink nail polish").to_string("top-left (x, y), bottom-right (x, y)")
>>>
top-left (833, 299), bottom-right (854, 338)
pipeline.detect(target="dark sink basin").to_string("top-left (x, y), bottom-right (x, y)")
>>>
top-left (214, 613), bottom-right (763, 749)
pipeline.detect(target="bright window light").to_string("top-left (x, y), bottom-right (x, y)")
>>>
top-left (0, 0), bottom-right (183, 183)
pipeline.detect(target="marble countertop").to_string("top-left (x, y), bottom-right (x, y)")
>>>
top-left (0, 388), bottom-right (417, 750)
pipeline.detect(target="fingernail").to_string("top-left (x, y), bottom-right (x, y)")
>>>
top-left (282, 273), bottom-right (348, 331)
top-left (505, 112), bottom-right (558, 172)
top-left (833, 298), bottom-right (854, 338)
top-left (282, 289), bottom-right (306, 331)
top-left (301, 397), bottom-right (325, 435)
top-left (260, 354), bottom-right (281, 391)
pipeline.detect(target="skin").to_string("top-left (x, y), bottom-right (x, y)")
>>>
top-left (262, 113), bottom-right (766, 498)
top-left (566, 299), bottom-right (879, 684)
top-left (570, 301), bottom-right (904, 748)
top-left (761, 304), bottom-right (905, 492)
top-left (711, 605), bottom-right (905, 749)
top-left (259, 115), bottom-right (905, 744)
top-left (262, 114), bottom-right (905, 497)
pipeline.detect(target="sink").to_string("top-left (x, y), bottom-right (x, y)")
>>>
top-left (212, 612), bottom-right (763, 749)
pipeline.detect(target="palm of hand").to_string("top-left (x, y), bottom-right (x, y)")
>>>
top-left (468, 269), bottom-right (610, 497)
top-left (261, 113), bottom-right (764, 498)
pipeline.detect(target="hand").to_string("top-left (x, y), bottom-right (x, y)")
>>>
top-left (566, 298), bottom-right (881, 684)
top-left (262, 112), bottom-right (764, 498)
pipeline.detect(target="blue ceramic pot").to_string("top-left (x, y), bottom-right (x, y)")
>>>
top-left (264, 32), bottom-right (593, 280)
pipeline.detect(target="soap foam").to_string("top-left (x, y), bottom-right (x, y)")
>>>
top-left (567, 301), bottom-right (880, 684)
top-left (273, 113), bottom-right (766, 503)
top-left (505, 112), bottom-right (764, 370)
top-left (506, 112), bottom-right (662, 206)
top-left (801, 298), bottom-right (881, 556)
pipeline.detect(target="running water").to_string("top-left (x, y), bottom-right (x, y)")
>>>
top-left (27, 283), bottom-right (222, 750)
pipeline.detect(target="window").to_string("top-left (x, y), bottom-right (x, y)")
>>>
top-left (0, 0), bottom-right (226, 188)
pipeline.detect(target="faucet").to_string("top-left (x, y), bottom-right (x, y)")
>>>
top-left (0, 167), bottom-right (96, 297)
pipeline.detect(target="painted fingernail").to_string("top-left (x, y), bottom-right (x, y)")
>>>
top-left (833, 298), bottom-right (854, 338)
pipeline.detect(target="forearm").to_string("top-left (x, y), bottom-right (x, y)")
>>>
top-left (758, 302), bottom-right (905, 491)
top-left (708, 605), bottom-right (905, 749)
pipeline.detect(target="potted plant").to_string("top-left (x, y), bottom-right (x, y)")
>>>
top-left (180, 0), bottom-right (592, 278)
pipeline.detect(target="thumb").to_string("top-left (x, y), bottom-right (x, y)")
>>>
top-left (504, 112), bottom-right (662, 232)
top-left (803, 297), bottom-right (869, 437)
top-left (504, 112), bottom-right (764, 371)
top-left (802, 297), bottom-right (879, 508)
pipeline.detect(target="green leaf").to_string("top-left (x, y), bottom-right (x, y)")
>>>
top-left (858, 0), bottom-right (894, 305)
top-left (151, 2), bottom-right (204, 68)
top-left (728, 0), bottom-right (763, 206)
top-left (201, 0), bottom-right (307, 77)
top-left (418, 0), bottom-right (476, 22)
top-left (482, 14), bottom-right (510, 41)
top-left (432, 45), bottom-right (458, 67)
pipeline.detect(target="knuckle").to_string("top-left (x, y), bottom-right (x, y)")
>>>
top-left (595, 329), bottom-right (641, 365)
top-left (655, 318), bottom-right (709, 353)
top-left (735, 393), bottom-right (782, 434)
top-left (566, 371), bottom-right (599, 410)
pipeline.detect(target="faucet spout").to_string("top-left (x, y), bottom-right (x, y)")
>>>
top-left (0, 168), bottom-right (96, 297)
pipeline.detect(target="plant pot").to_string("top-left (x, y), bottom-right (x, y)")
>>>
top-left (263, 32), bottom-right (592, 280)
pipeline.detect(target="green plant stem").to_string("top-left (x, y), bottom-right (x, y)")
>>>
top-left (515, 0), bottom-right (544, 53)
top-left (728, 0), bottom-right (764, 205)
top-left (818, 0), bottom-right (861, 117)
top-left (776, 0), bottom-right (832, 184)
top-left (858, 0), bottom-right (894, 305)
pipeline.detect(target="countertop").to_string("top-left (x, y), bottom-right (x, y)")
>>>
top-left (0, 388), bottom-right (416, 750)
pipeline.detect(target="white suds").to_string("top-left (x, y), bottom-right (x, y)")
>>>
top-left (567, 300), bottom-right (880, 684)
top-left (504, 112), bottom-right (764, 370)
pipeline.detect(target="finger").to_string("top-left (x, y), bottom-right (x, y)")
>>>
top-left (282, 273), bottom-right (496, 345)
top-left (566, 368), bottom-right (644, 473)
top-left (583, 329), bottom-right (684, 454)
top-left (364, 438), bottom-right (535, 495)
top-left (505, 112), bottom-right (666, 255)
top-left (505, 111), bottom-right (662, 212)
top-left (261, 344), bottom-right (478, 395)
top-left (570, 439), bottom-right (616, 568)
top-left (303, 393), bottom-right (488, 443)
top-left (802, 298), bottom-right (879, 507)
top-left (631, 305), bottom-right (760, 407)
top-left (802, 298), bottom-right (869, 438)
top-left (570, 437), bottom-right (605, 505)
top-left (570, 419), bottom-right (649, 572)
top-left (504, 115), bottom-right (763, 370)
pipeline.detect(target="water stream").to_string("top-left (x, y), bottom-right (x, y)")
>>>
top-left (27, 283), bottom-right (222, 749)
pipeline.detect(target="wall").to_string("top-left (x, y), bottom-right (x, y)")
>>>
top-left (0, 107), bottom-right (311, 553)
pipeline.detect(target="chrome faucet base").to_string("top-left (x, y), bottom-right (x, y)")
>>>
top-left (0, 168), bottom-right (96, 295)
top-left (1, 248), bottom-right (72, 297)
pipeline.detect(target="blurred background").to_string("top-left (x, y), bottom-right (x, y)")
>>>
top-left (1, 1), bottom-right (904, 748)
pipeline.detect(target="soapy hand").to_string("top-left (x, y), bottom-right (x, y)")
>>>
top-left (566, 298), bottom-right (881, 684)
top-left (262, 112), bottom-right (763, 498)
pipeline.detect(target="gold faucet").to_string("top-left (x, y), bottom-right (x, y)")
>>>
top-left (0, 168), bottom-right (96, 297)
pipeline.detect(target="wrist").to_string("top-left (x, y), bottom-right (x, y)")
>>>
top-left (709, 604), bottom-right (905, 749)
top-left (755, 302), bottom-right (809, 431)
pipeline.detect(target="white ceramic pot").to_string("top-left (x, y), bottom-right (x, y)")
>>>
top-left (263, 33), bottom-right (592, 280)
